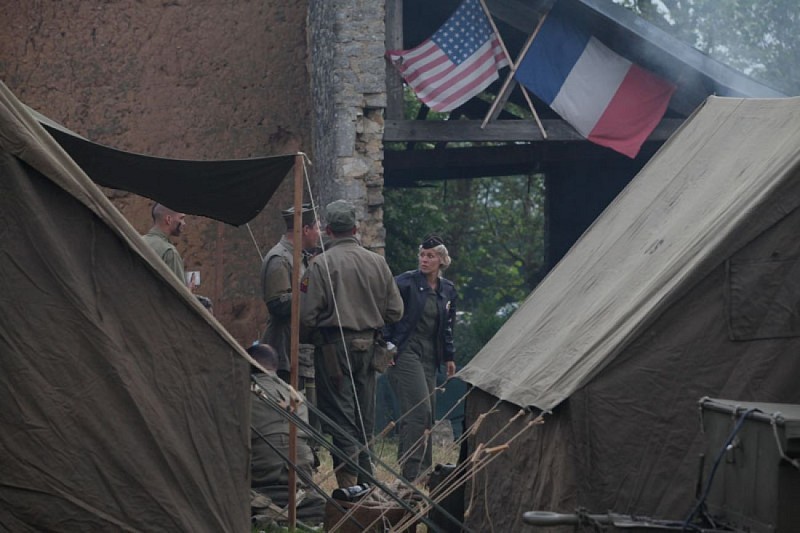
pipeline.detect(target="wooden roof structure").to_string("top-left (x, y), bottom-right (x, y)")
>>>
top-left (384, 0), bottom-right (785, 187)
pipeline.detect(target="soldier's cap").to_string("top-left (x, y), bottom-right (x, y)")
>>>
top-left (281, 203), bottom-right (316, 229)
top-left (421, 234), bottom-right (445, 249)
top-left (325, 200), bottom-right (356, 233)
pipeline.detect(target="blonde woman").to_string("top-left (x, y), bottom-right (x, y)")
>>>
top-left (385, 234), bottom-right (457, 482)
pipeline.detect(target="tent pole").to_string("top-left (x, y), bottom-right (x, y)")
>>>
top-left (288, 153), bottom-right (303, 529)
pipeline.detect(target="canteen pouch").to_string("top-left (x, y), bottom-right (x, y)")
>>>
top-left (370, 341), bottom-right (392, 373)
top-left (349, 337), bottom-right (372, 352)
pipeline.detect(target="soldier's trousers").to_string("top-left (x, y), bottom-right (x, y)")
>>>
top-left (314, 330), bottom-right (376, 483)
top-left (387, 340), bottom-right (437, 482)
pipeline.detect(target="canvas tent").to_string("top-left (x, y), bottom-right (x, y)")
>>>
top-left (458, 96), bottom-right (800, 531)
top-left (0, 81), bottom-right (254, 530)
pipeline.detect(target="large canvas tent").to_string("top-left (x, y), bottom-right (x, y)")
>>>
top-left (0, 81), bottom-right (254, 530)
top-left (458, 96), bottom-right (800, 531)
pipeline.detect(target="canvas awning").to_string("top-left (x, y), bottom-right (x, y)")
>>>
top-left (32, 108), bottom-right (295, 226)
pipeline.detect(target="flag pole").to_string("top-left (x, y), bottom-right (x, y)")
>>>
top-left (478, 0), bottom-right (546, 138)
top-left (287, 152), bottom-right (304, 530)
top-left (480, 7), bottom-right (550, 134)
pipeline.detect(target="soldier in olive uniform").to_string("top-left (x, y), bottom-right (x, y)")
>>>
top-left (247, 344), bottom-right (324, 526)
top-left (260, 204), bottom-right (320, 400)
top-left (142, 203), bottom-right (189, 285)
top-left (300, 200), bottom-right (404, 488)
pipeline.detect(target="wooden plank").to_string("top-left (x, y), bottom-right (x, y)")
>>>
top-left (485, 0), bottom-right (549, 33)
top-left (384, 142), bottom-right (662, 185)
top-left (386, 145), bottom-right (538, 183)
top-left (384, 118), bottom-right (682, 142)
top-left (385, 0), bottom-right (404, 120)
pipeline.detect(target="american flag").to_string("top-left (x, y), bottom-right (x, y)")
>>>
top-left (387, 0), bottom-right (509, 112)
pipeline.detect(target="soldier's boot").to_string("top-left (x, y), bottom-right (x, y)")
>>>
top-left (335, 469), bottom-right (358, 489)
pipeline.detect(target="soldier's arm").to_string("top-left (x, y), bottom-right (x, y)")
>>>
top-left (266, 294), bottom-right (292, 318)
top-left (162, 248), bottom-right (186, 285)
top-left (442, 285), bottom-right (457, 362)
top-left (383, 266), bottom-right (404, 324)
top-left (262, 257), bottom-right (292, 317)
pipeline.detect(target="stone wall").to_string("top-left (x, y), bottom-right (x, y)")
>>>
top-left (308, 0), bottom-right (388, 251)
top-left (0, 0), bottom-right (310, 345)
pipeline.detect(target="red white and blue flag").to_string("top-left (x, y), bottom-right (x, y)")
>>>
top-left (515, 2), bottom-right (676, 158)
top-left (387, 0), bottom-right (509, 113)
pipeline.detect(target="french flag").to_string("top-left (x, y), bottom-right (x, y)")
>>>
top-left (515, 3), bottom-right (676, 158)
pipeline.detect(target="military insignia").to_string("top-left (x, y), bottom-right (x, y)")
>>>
top-left (300, 276), bottom-right (309, 293)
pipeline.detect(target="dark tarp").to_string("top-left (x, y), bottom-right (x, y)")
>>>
top-left (32, 109), bottom-right (295, 227)
top-left (458, 96), bottom-right (800, 531)
top-left (0, 82), bottom-right (253, 530)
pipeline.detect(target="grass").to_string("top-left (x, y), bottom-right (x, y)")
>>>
top-left (253, 434), bottom-right (460, 532)
top-left (315, 435), bottom-right (460, 493)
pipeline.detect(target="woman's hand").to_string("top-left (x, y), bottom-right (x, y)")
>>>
top-left (446, 360), bottom-right (456, 378)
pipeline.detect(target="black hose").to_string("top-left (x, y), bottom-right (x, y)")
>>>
top-left (682, 407), bottom-right (759, 531)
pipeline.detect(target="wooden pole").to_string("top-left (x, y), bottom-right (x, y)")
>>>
top-left (480, 0), bottom-right (547, 139)
top-left (480, 6), bottom-right (550, 134)
top-left (287, 153), bottom-right (303, 529)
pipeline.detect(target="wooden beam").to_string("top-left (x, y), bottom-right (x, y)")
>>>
top-left (386, 145), bottom-right (539, 183)
top-left (384, 142), bottom-right (661, 185)
top-left (385, 0), bottom-right (404, 120)
top-left (484, 0), bottom-right (549, 33)
top-left (384, 118), bottom-right (682, 142)
top-left (451, 96), bottom-right (522, 121)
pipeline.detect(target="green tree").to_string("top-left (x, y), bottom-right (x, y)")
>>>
top-left (615, 0), bottom-right (800, 94)
top-left (385, 85), bottom-right (547, 363)
top-left (384, 173), bottom-right (545, 363)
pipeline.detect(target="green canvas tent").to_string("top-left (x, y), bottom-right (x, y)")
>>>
top-left (459, 96), bottom-right (800, 531)
top-left (0, 81), bottom-right (253, 531)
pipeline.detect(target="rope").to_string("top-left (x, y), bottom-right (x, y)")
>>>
top-left (250, 382), bottom-right (366, 531)
top-left (356, 391), bottom-right (518, 531)
top-left (245, 222), bottom-right (264, 260)
top-left (575, 507), bottom-right (605, 532)
top-left (251, 374), bottom-right (465, 533)
top-left (340, 384), bottom-right (480, 532)
top-left (392, 411), bottom-right (544, 532)
top-left (770, 412), bottom-right (800, 470)
top-left (248, 153), bottom-right (313, 268)
top-left (482, 461), bottom-right (495, 533)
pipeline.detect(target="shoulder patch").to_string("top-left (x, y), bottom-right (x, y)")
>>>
top-left (300, 275), bottom-right (309, 293)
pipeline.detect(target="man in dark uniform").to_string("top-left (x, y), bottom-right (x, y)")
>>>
top-left (300, 200), bottom-right (404, 488)
top-left (260, 204), bottom-right (320, 398)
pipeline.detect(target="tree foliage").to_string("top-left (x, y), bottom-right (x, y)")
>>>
top-left (615, 0), bottom-right (800, 94)
top-left (383, 86), bottom-right (548, 364)
top-left (384, 174), bottom-right (545, 364)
